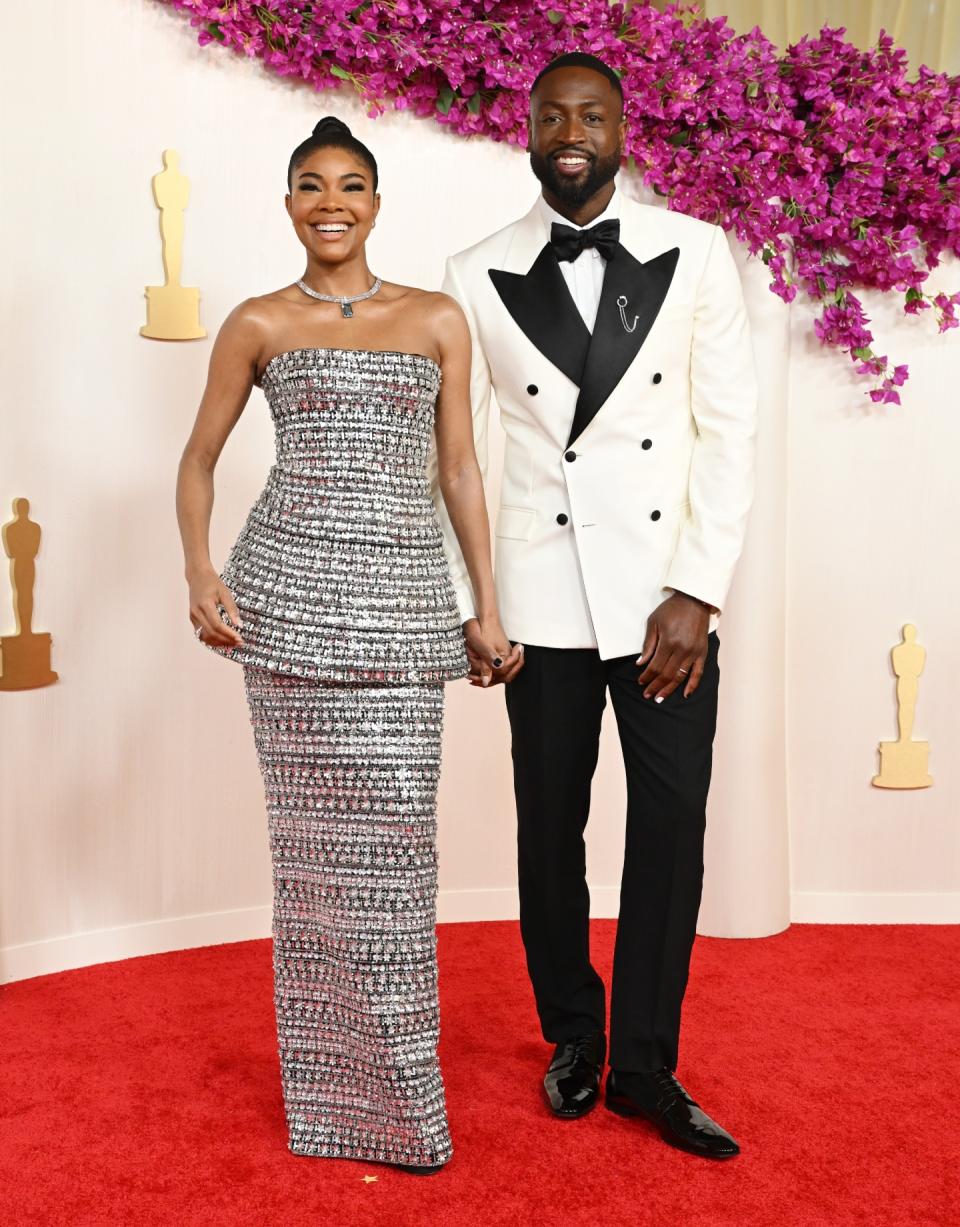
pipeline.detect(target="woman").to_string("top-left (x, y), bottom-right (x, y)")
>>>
top-left (176, 117), bottom-right (517, 1173)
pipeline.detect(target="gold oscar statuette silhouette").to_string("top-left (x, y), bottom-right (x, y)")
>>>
top-left (872, 624), bottom-right (933, 789)
top-left (0, 498), bottom-right (58, 690)
top-left (140, 149), bottom-right (206, 340)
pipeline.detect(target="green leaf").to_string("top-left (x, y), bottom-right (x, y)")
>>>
top-left (930, 144), bottom-right (946, 158)
top-left (206, 21), bottom-right (225, 42)
top-left (853, 346), bottom-right (873, 360)
top-left (467, 93), bottom-right (481, 115)
top-left (746, 81), bottom-right (759, 98)
top-left (437, 86), bottom-right (456, 115)
top-left (905, 287), bottom-right (924, 302)
top-left (546, 9), bottom-right (563, 23)
top-left (330, 65), bottom-right (352, 81)
top-left (667, 130), bottom-right (690, 146)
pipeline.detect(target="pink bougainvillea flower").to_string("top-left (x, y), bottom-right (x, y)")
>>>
top-left (163, 0), bottom-right (960, 402)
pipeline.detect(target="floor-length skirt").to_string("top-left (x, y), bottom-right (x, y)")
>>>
top-left (242, 665), bottom-right (453, 1166)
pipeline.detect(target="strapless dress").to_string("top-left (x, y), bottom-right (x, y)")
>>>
top-left (205, 347), bottom-right (468, 684)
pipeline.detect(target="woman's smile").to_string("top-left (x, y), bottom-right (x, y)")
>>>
top-left (311, 220), bottom-right (354, 242)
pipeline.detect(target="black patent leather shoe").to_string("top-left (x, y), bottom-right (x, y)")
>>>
top-left (543, 1030), bottom-right (606, 1119)
top-left (394, 1163), bottom-right (446, 1176)
top-left (605, 1068), bottom-right (740, 1159)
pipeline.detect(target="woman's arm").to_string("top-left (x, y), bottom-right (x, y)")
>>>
top-left (175, 302), bottom-right (264, 648)
top-left (432, 294), bottom-right (523, 686)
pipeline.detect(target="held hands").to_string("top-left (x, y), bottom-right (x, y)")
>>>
top-left (188, 565), bottom-right (244, 648)
top-left (637, 592), bottom-right (710, 702)
top-left (463, 616), bottom-right (525, 688)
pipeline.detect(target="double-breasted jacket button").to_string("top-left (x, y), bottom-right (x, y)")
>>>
top-left (556, 513), bottom-right (569, 526)
top-left (641, 438), bottom-right (653, 450)
top-left (527, 383), bottom-right (539, 396)
top-left (652, 372), bottom-right (662, 384)
top-left (564, 450), bottom-right (577, 462)
top-left (650, 509), bottom-right (661, 521)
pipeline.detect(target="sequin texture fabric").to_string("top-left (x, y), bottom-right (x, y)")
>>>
top-left (243, 667), bottom-right (452, 1166)
top-left (200, 348), bottom-right (469, 1164)
top-left (206, 347), bottom-right (468, 684)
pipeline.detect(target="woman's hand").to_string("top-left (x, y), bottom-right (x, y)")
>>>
top-left (188, 566), bottom-right (244, 648)
top-left (464, 616), bottom-right (524, 688)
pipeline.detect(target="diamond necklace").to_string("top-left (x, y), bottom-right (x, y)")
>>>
top-left (295, 276), bottom-right (383, 319)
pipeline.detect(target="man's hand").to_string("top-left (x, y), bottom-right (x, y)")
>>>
top-left (463, 617), bottom-right (525, 688)
top-left (636, 592), bottom-right (710, 701)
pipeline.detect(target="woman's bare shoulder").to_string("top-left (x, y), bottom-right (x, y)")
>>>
top-left (229, 286), bottom-right (300, 325)
top-left (218, 287), bottom-right (304, 346)
top-left (386, 284), bottom-right (465, 327)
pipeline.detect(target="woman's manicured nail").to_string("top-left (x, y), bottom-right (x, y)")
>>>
top-left (655, 696), bottom-right (664, 704)
top-left (482, 676), bottom-right (491, 688)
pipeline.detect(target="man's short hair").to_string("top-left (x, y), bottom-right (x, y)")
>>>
top-left (530, 53), bottom-right (624, 106)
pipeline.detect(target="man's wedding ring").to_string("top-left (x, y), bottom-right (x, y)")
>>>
top-left (677, 667), bottom-right (689, 675)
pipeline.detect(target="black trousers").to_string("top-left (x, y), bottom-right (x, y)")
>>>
top-left (504, 632), bottom-right (720, 1073)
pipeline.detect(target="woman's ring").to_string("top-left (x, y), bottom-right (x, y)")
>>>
top-left (677, 667), bottom-right (689, 675)
top-left (194, 625), bottom-right (203, 640)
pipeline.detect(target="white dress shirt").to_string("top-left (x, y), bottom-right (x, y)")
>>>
top-left (536, 187), bottom-right (621, 333)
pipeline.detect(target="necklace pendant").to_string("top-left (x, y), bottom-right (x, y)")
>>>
top-left (295, 276), bottom-right (381, 314)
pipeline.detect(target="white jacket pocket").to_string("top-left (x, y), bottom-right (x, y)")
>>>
top-left (495, 506), bottom-right (537, 541)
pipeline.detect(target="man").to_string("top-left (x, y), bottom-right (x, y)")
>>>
top-left (434, 52), bottom-right (756, 1159)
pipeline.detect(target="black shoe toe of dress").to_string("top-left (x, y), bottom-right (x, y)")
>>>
top-left (605, 1068), bottom-right (740, 1160)
top-left (543, 1031), bottom-right (606, 1119)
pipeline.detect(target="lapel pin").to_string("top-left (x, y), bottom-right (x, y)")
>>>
top-left (616, 294), bottom-right (638, 333)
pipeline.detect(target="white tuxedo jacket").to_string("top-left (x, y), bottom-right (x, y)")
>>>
top-left (433, 194), bottom-right (757, 660)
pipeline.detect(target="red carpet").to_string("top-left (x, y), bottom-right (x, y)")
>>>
top-left (1, 922), bottom-right (957, 1226)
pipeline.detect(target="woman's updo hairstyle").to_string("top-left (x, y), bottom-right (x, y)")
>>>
top-left (287, 116), bottom-right (379, 193)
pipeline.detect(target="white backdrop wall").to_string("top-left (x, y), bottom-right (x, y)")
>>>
top-left (1, 0), bottom-right (957, 982)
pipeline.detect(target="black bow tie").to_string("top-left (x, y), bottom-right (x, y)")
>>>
top-left (550, 218), bottom-right (620, 263)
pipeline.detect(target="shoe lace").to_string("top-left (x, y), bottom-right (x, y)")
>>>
top-left (573, 1035), bottom-right (594, 1059)
top-left (566, 1033), bottom-right (601, 1069)
top-left (651, 1068), bottom-right (692, 1110)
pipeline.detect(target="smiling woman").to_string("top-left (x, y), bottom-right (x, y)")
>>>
top-left (284, 116), bottom-right (382, 316)
top-left (173, 114), bottom-right (517, 1171)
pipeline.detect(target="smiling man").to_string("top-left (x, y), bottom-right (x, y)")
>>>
top-left (432, 53), bottom-right (757, 1159)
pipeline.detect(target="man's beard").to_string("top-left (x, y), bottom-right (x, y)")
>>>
top-left (529, 148), bottom-right (621, 211)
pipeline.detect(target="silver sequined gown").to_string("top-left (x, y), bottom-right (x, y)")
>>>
top-left (204, 347), bottom-right (468, 1166)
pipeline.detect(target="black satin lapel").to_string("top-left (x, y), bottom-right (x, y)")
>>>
top-left (567, 245), bottom-right (680, 447)
top-left (489, 244), bottom-right (591, 386)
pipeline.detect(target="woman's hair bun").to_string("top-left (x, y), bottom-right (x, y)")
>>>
top-left (312, 116), bottom-right (352, 139)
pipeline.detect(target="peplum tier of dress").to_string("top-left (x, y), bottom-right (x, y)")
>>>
top-left (204, 347), bottom-right (469, 684)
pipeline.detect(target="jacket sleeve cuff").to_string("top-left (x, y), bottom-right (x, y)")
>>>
top-left (455, 583), bottom-right (477, 625)
top-left (662, 566), bottom-right (727, 617)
